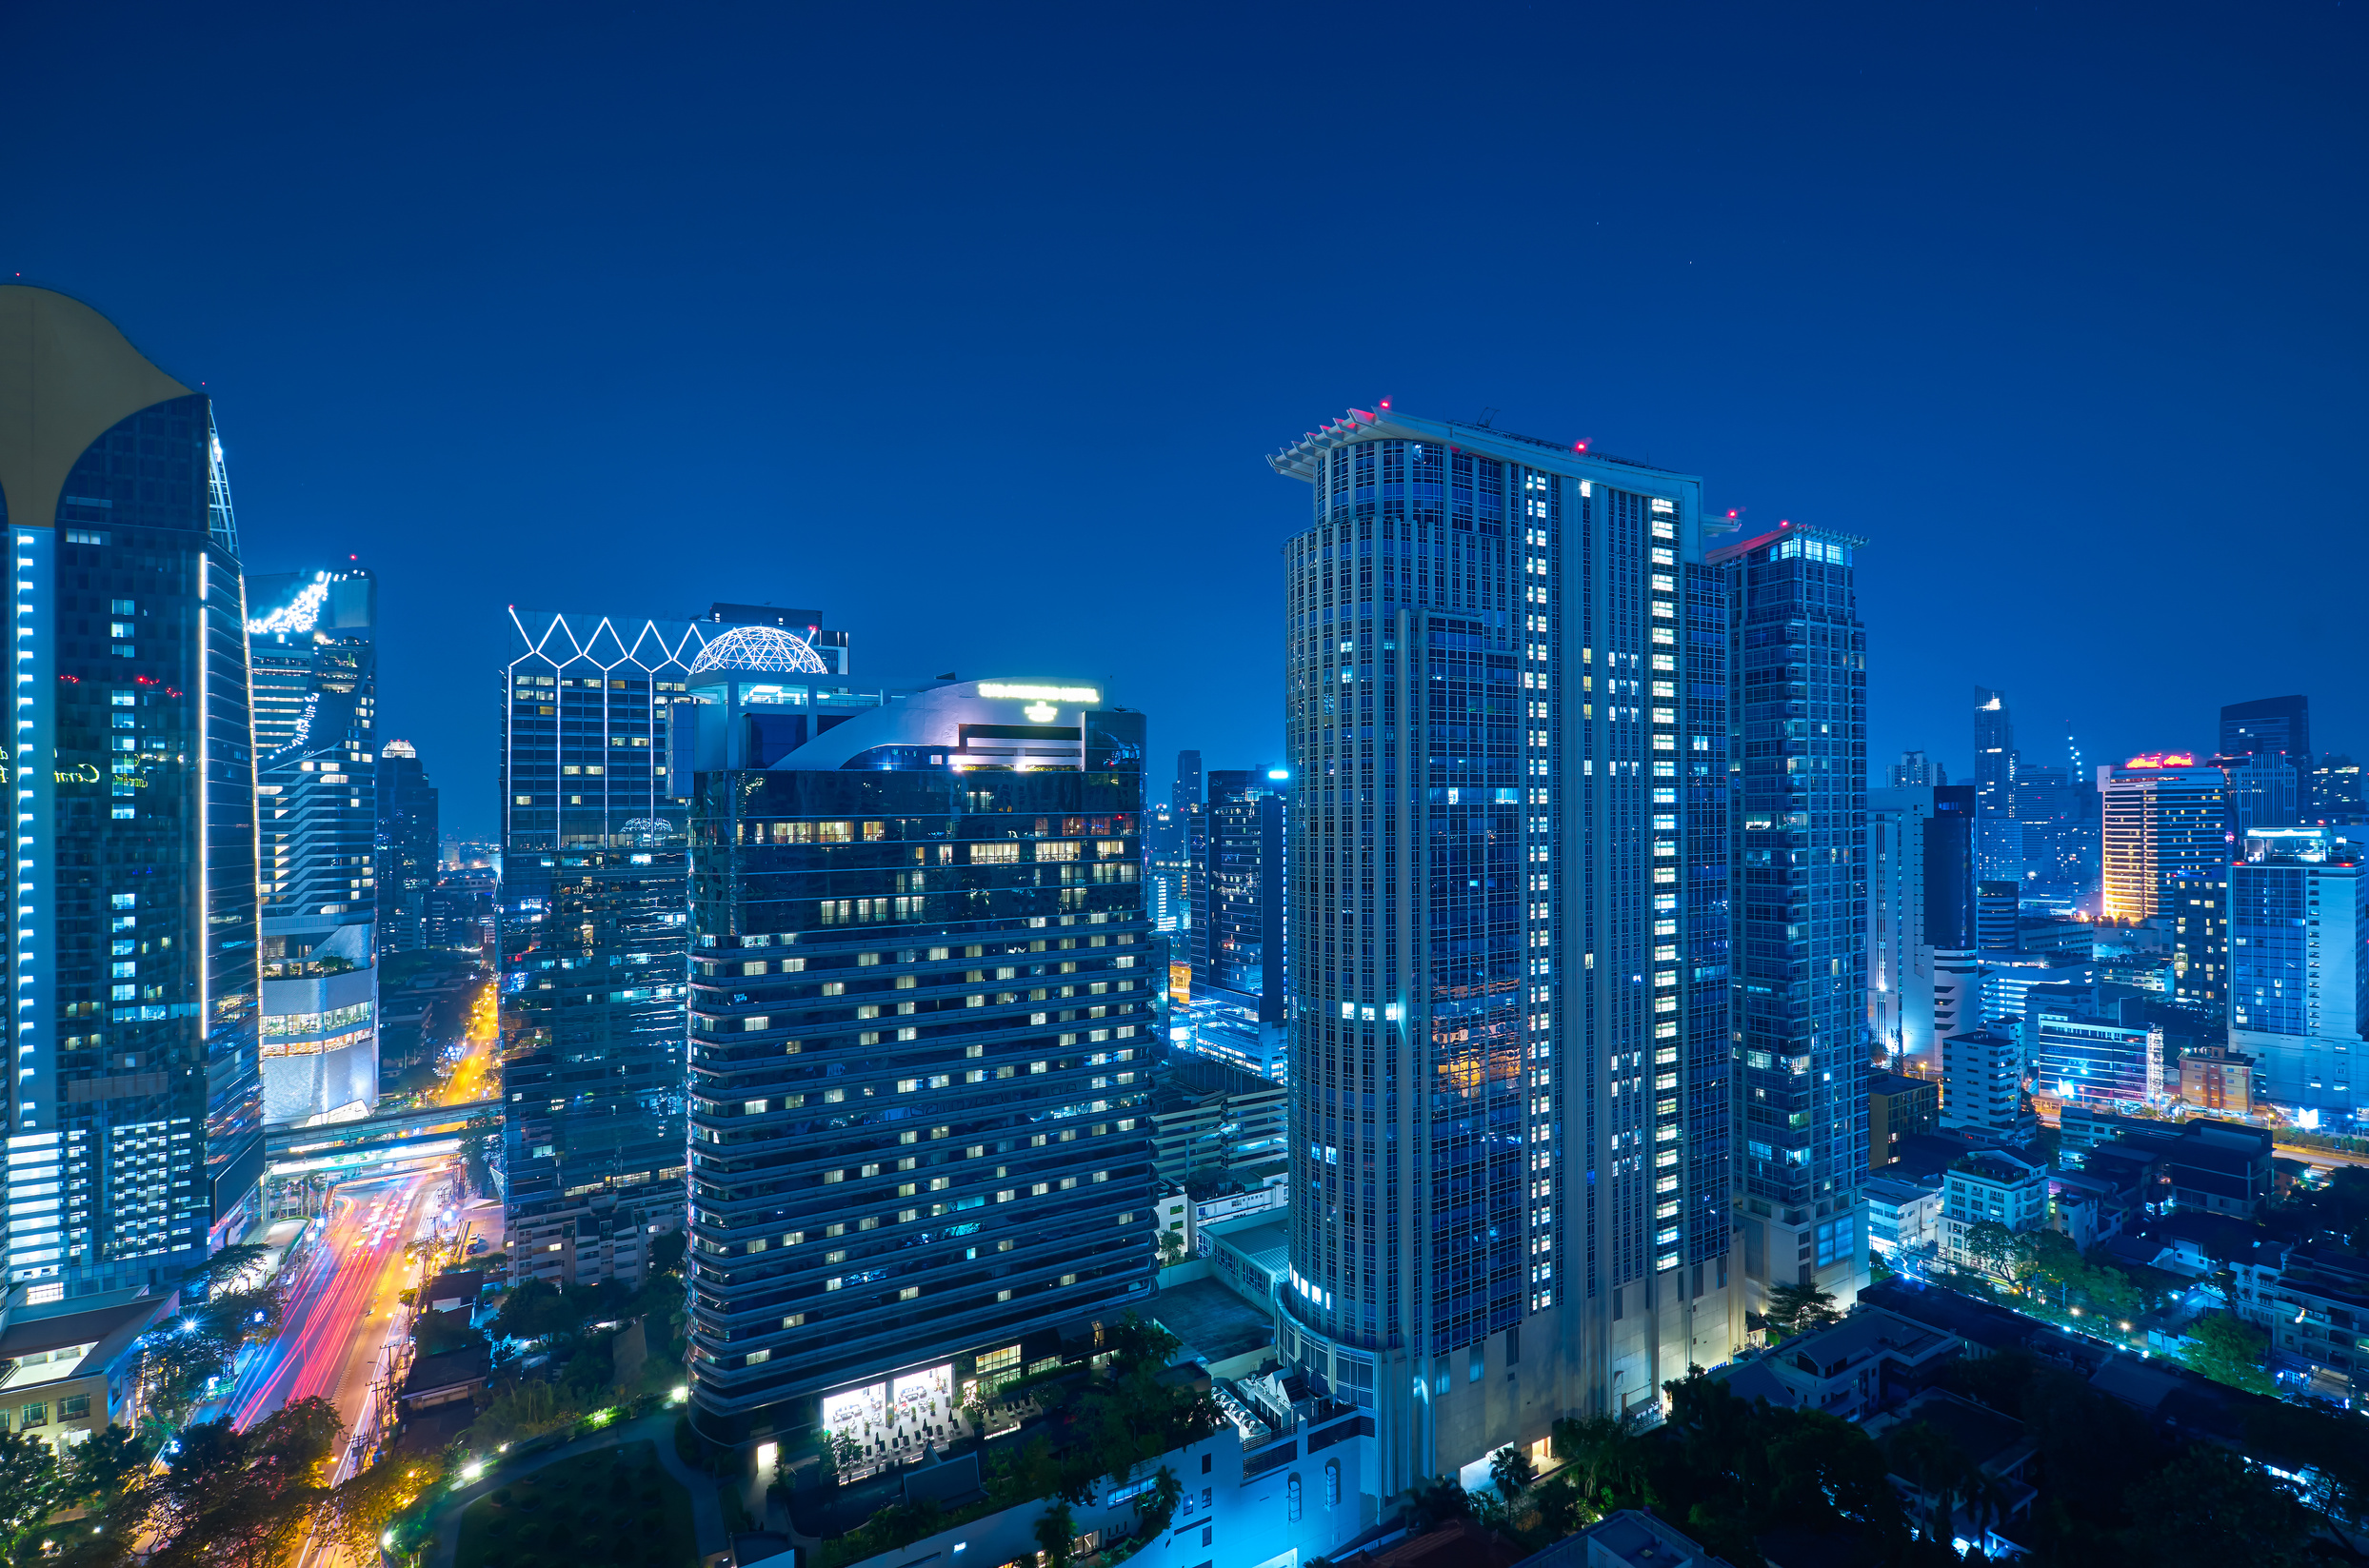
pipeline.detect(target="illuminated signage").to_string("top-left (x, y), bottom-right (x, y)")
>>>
top-left (2123, 751), bottom-right (2197, 770)
top-left (976, 683), bottom-right (1099, 704)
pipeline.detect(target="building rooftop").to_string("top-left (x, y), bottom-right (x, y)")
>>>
top-left (1772, 1306), bottom-right (1958, 1377)
top-left (1859, 1280), bottom-right (2043, 1356)
top-left (1265, 405), bottom-right (1695, 486)
top-left (1147, 1277), bottom-right (1274, 1369)
top-left (1511, 1509), bottom-right (1735, 1568)
top-left (0, 1295), bottom-right (162, 1360)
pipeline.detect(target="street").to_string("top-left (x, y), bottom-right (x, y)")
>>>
top-left (205, 1170), bottom-right (445, 1475)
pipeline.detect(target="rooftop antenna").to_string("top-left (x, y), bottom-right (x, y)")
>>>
top-left (1476, 407), bottom-right (1499, 428)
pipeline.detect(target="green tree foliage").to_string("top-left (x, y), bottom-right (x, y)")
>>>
top-left (322, 1449), bottom-right (448, 1560)
top-left (2125, 1442), bottom-right (2315, 1568)
top-left (1763, 1280), bottom-right (1841, 1338)
top-left (1644, 1374), bottom-right (1915, 1566)
top-left (1403, 1475), bottom-right (1471, 1530)
top-left (142, 1396), bottom-right (343, 1568)
top-left (1549, 1411), bottom-right (1652, 1516)
top-left (1489, 1443), bottom-right (1536, 1499)
top-left (2242, 1399), bottom-right (2369, 1530)
top-left (2180, 1310), bottom-right (2278, 1396)
top-left (488, 1278), bottom-right (624, 1345)
top-left (468, 1379), bottom-right (584, 1446)
top-left (1031, 1501), bottom-right (1076, 1568)
top-left (0, 1428), bottom-right (62, 1559)
top-left (1961, 1220), bottom-right (2019, 1283)
top-left (1134, 1465), bottom-right (1183, 1536)
top-left (2281, 1165), bottom-right (2369, 1255)
top-left (139, 1257), bottom-right (292, 1432)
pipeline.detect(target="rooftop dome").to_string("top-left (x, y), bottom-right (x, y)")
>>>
top-left (687, 624), bottom-right (828, 677)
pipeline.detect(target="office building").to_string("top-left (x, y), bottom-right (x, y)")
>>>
top-left (2228, 827), bottom-right (2367, 1123)
top-left (1148, 1055), bottom-right (1288, 1189)
top-left (377, 740), bottom-right (440, 956)
top-left (0, 285), bottom-right (263, 1313)
top-left (1192, 768), bottom-right (1287, 1022)
top-left (2220, 695), bottom-right (2310, 810)
top-left (2007, 764), bottom-right (2100, 909)
top-left (2215, 753), bottom-right (2299, 832)
top-left (1887, 750), bottom-right (1944, 787)
top-left (1268, 406), bottom-right (1740, 1496)
top-left (1714, 521), bottom-right (1869, 1311)
top-left (498, 606), bottom-right (776, 1288)
top-left (1972, 687), bottom-right (2017, 880)
top-left (1974, 881), bottom-right (2018, 954)
top-left (2098, 755), bottom-right (2229, 922)
top-left (680, 657), bottom-right (1153, 1440)
top-left (245, 568), bottom-right (379, 1126)
top-left (1866, 1070), bottom-right (1939, 1170)
top-left (2166, 873), bottom-right (2228, 1018)
top-left (2028, 981), bottom-right (2157, 1112)
top-left (1174, 749), bottom-right (1203, 812)
top-left (2311, 753), bottom-right (2362, 821)
top-left (1867, 784), bottom-right (1976, 1067)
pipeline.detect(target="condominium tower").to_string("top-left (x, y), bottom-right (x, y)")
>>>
top-left (1712, 522), bottom-right (1868, 1309)
top-left (1270, 406), bottom-right (1738, 1497)
top-left (1193, 768), bottom-right (1288, 1022)
top-left (0, 286), bottom-right (263, 1314)
top-left (2228, 828), bottom-right (2365, 1122)
top-left (2098, 756), bottom-right (2228, 922)
top-left (680, 643), bottom-right (1154, 1441)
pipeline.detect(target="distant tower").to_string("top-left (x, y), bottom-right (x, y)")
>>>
top-left (1174, 749), bottom-right (1204, 812)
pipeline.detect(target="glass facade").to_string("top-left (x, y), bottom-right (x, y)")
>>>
top-left (0, 288), bottom-right (262, 1312)
top-left (247, 568), bottom-right (379, 1126)
top-left (1715, 525), bottom-right (1868, 1299)
top-left (1270, 407), bottom-right (1737, 1493)
top-left (2229, 830), bottom-right (2367, 1121)
top-left (1193, 769), bottom-right (1286, 1022)
top-left (682, 658), bottom-right (1153, 1439)
top-left (498, 610), bottom-right (716, 1288)
top-left (376, 739), bottom-right (439, 958)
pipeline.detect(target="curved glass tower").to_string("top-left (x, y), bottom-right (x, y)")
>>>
top-left (1270, 407), bottom-right (1739, 1497)
top-left (0, 286), bottom-right (262, 1318)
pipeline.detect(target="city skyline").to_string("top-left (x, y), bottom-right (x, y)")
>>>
top-left (8, 6), bottom-right (2364, 835)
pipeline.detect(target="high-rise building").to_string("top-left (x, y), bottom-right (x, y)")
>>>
top-left (2228, 828), bottom-right (2366, 1123)
top-left (2220, 695), bottom-right (2310, 813)
top-left (1713, 522), bottom-right (1868, 1310)
top-left (498, 606), bottom-right (786, 1288)
top-left (1887, 750), bottom-right (1944, 787)
top-left (1975, 881), bottom-right (2019, 955)
top-left (1938, 1027), bottom-right (2023, 1135)
top-left (1866, 784), bottom-right (1976, 1068)
top-left (1972, 687), bottom-right (2018, 881)
top-left (0, 286), bottom-right (263, 1312)
top-left (2006, 763), bottom-right (2101, 911)
top-left (1193, 768), bottom-right (1287, 1022)
top-left (2167, 873), bottom-right (2228, 1019)
top-left (680, 653), bottom-right (1153, 1441)
top-left (2311, 753), bottom-right (2363, 822)
top-left (2099, 756), bottom-right (2229, 922)
top-left (1269, 407), bottom-right (1739, 1493)
top-left (1174, 749), bottom-right (1203, 812)
top-left (245, 568), bottom-right (380, 1126)
top-left (377, 740), bottom-right (439, 955)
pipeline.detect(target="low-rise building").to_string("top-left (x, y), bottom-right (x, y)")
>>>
top-left (1867, 1071), bottom-right (1940, 1170)
top-left (1710, 1306), bottom-right (1961, 1422)
top-left (2230, 1241), bottom-right (2369, 1401)
top-left (0, 1297), bottom-right (164, 1448)
top-left (1940, 1028), bottom-right (2023, 1135)
top-left (1864, 1174), bottom-right (1943, 1263)
top-left (2180, 1046), bottom-right (2256, 1113)
top-left (1941, 1149), bottom-right (2049, 1273)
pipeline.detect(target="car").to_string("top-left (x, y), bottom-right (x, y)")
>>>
top-left (467, 1238), bottom-right (489, 1255)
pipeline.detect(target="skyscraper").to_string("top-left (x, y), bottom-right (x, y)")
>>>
top-left (1269, 406), bottom-right (1738, 1494)
top-left (1174, 749), bottom-right (1203, 812)
top-left (1972, 686), bottom-right (2018, 880)
top-left (2167, 873), bottom-right (2228, 1019)
top-left (1712, 521), bottom-right (1868, 1310)
top-left (1192, 768), bottom-right (1287, 1022)
top-left (0, 286), bottom-right (262, 1312)
top-left (2099, 755), bottom-right (2229, 923)
top-left (498, 607), bottom-right (758, 1288)
top-left (2228, 827), bottom-right (2365, 1124)
top-left (680, 650), bottom-right (1153, 1441)
top-left (2220, 695), bottom-right (2310, 812)
top-left (1866, 784), bottom-right (1976, 1067)
top-left (2311, 754), bottom-right (2363, 822)
top-left (376, 739), bottom-right (439, 956)
top-left (246, 567), bottom-right (379, 1126)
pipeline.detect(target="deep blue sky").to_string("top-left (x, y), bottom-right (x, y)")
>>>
top-left (8, 3), bottom-right (2363, 835)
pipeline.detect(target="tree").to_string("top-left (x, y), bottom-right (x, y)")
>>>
top-left (1961, 1220), bottom-right (2018, 1283)
top-left (322, 1451), bottom-right (447, 1560)
top-left (1403, 1475), bottom-right (1471, 1530)
top-left (1133, 1465), bottom-right (1184, 1537)
top-left (1763, 1280), bottom-right (1840, 1338)
top-left (1550, 1411), bottom-right (1651, 1515)
top-left (1031, 1501), bottom-right (1076, 1568)
top-left (2180, 1311), bottom-right (2278, 1397)
top-left (2243, 1399), bottom-right (2369, 1530)
top-left (142, 1396), bottom-right (343, 1568)
top-left (1882, 1419), bottom-right (1980, 1542)
top-left (1157, 1229), bottom-right (1186, 1270)
top-left (0, 1428), bottom-right (62, 1558)
top-left (1488, 1443), bottom-right (1536, 1500)
top-left (2126, 1442), bottom-right (2315, 1568)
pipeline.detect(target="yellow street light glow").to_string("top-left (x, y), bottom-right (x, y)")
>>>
top-left (976, 683), bottom-right (1099, 704)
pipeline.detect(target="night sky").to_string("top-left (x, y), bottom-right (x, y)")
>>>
top-left (8, 3), bottom-right (2362, 835)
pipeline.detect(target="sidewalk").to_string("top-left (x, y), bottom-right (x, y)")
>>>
top-left (422, 1410), bottom-right (727, 1568)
